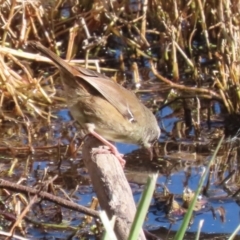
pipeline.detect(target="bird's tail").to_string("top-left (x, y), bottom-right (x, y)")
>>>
top-left (28, 41), bottom-right (74, 75)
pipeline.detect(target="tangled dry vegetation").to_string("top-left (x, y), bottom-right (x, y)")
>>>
top-left (0, 0), bottom-right (240, 143)
top-left (0, 0), bottom-right (240, 238)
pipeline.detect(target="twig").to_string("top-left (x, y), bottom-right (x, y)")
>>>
top-left (0, 179), bottom-right (99, 218)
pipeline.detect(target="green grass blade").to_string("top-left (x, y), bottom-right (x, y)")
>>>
top-left (128, 173), bottom-right (158, 240)
top-left (100, 211), bottom-right (117, 240)
top-left (195, 219), bottom-right (204, 240)
top-left (174, 135), bottom-right (224, 240)
top-left (228, 223), bottom-right (240, 240)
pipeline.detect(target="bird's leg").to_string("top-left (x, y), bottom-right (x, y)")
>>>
top-left (88, 130), bottom-right (126, 167)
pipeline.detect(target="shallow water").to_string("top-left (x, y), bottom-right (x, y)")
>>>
top-left (0, 101), bottom-right (238, 239)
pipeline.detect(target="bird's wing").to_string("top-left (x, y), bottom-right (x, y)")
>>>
top-left (29, 41), bottom-right (142, 122)
top-left (75, 68), bottom-right (141, 122)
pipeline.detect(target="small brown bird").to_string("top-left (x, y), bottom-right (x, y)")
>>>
top-left (29, 41), bottom-right (160, 166)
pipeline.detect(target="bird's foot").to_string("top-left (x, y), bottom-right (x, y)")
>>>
top-left (92, 146), bottom-right (111, 155)
top-left (110, 147), bottom-right (126, 167)
top-left (92, 146), bottom-right (125, 167)
top-left (89, 131), bottom-right (126, 168)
